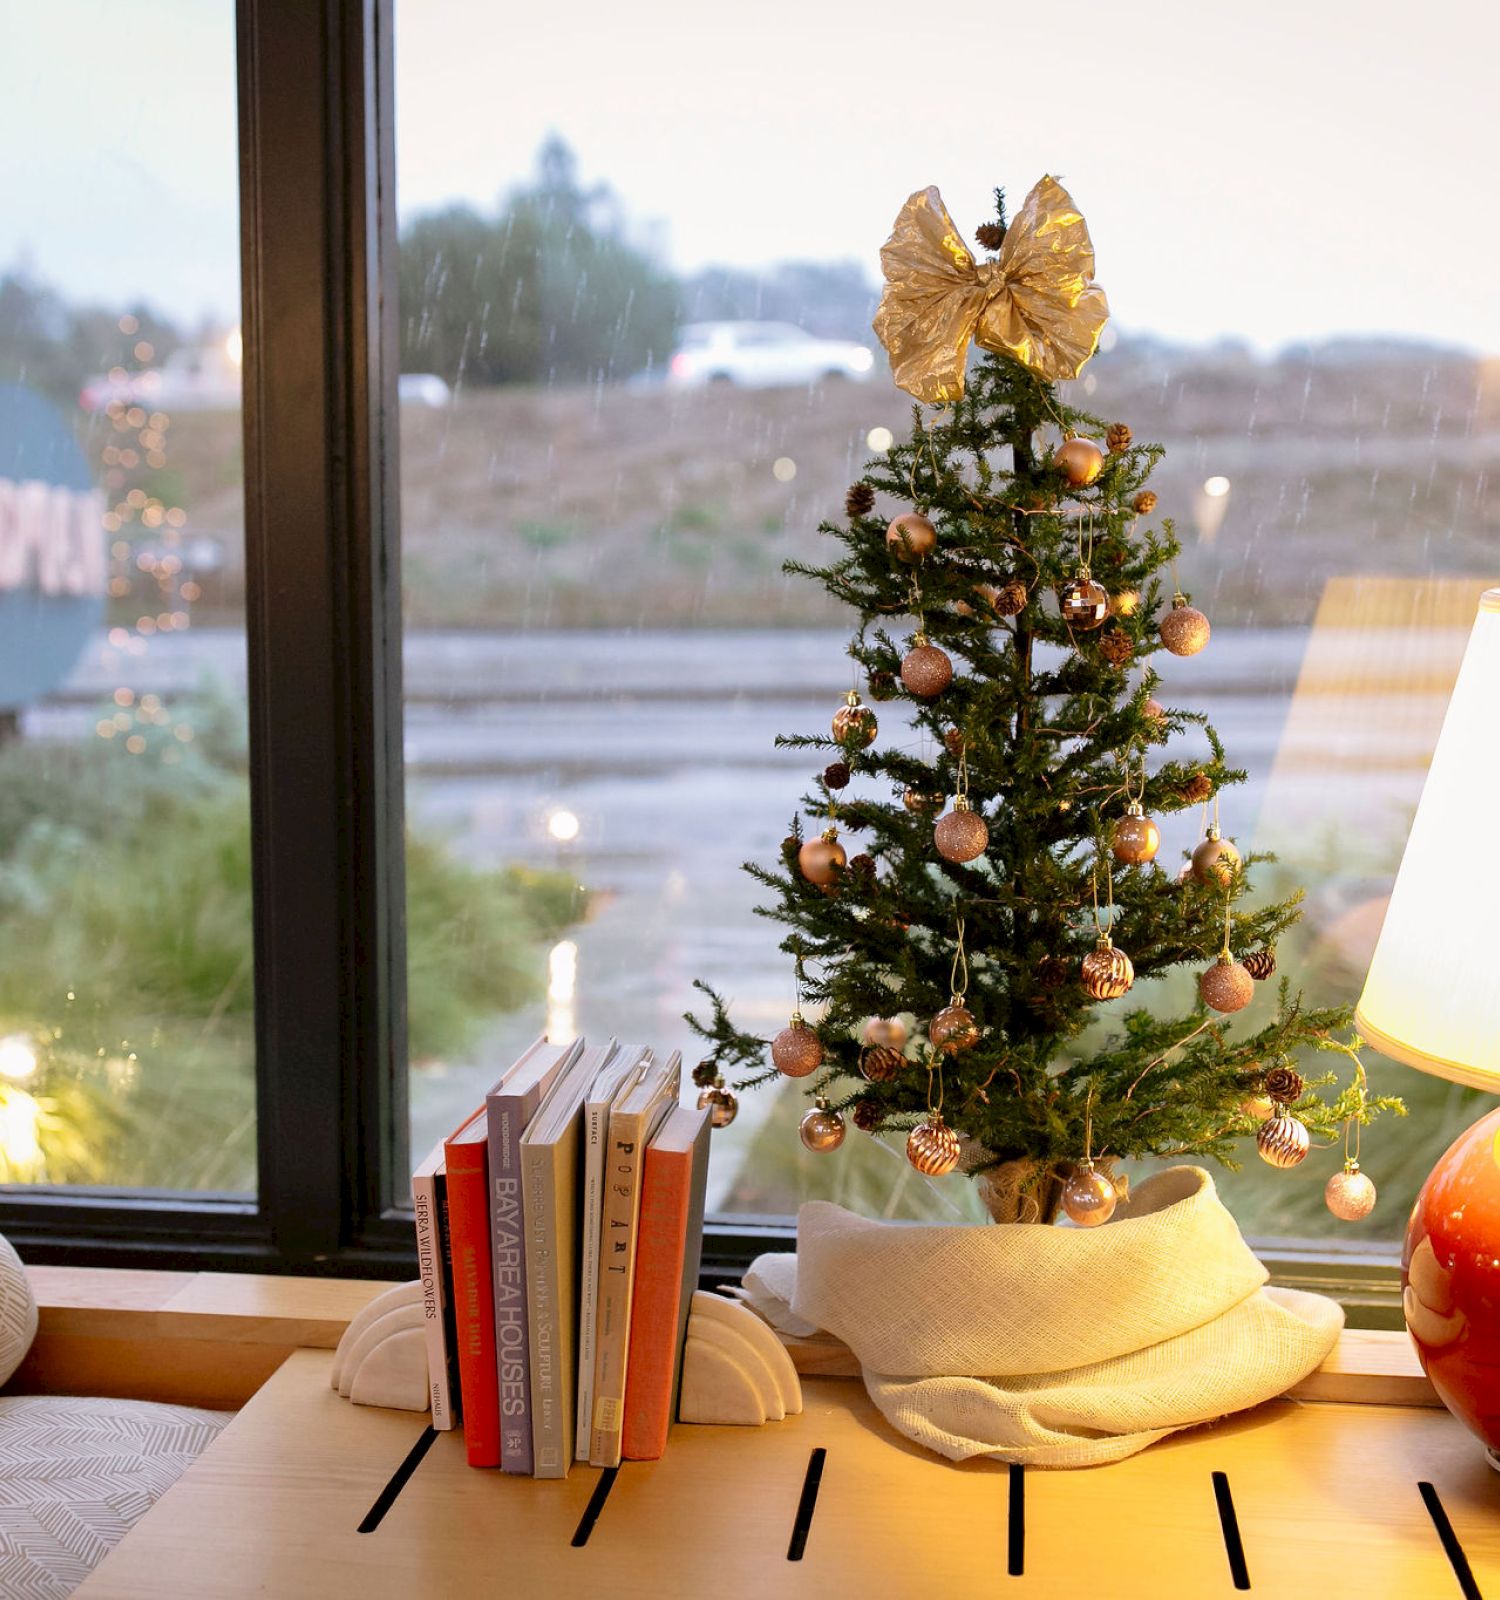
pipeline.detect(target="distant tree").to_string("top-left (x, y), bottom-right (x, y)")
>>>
top-left (398, 135), bottom-right (679, 386)
top-left (0, 266), bottom-right (180, 407)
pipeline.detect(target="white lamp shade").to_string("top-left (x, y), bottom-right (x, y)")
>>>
top-left (1355, 588), bottom-right (1500, 1089)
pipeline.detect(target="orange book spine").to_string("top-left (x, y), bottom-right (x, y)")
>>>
top-left (445, 1133), bottom-right (502, 1467)
top-left (620, 1143), bottom-right (692, 1461)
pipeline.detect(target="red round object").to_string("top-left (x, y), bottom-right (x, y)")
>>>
top-left (1404, 1104), bottom-right (1500, 1466)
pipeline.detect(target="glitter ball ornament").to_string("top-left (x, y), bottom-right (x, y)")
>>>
top-left (1081, 936), bottom-right (1135, 1000)
top-left (696, 1082), bottom-right (739, 1128)
top-left (863, 1017), bottom-right (908, 1050)
top-left (1243, 947), bottom-right (1277, 981)
top-left (903, 786), bottom-right (945, 816)
top-left (1060, 575), bottom-right (1109, 630)
top-left (934, 801), bottom-right (989, 863)
top-left (1112, 802), bottom-right (1161, 865)
top-left (1200, 955), bottom-right (1255, 1014)
top-left (886, 512), bottom-right (937, 563)
top-left (1257, 1109), bottom-right (1310, 1169)
top-left (1190, 825), bottom-right (1241, 887)
top-left (771, 1015), bottom-right (823, 1078)
top-left (1326, 1163), bottom-right (1378, 1221)
top-left (906, 1114), bottom-right (961, 1176)
top-left (930, 1001), bottom-right (979, 1054)
top-left (1263, 1064), bottom-right (1305, 1104)
top-left (1133, 490), bottom-right (1158, 515)
top-left (798, 829), bottom-right (846, 886)
top-left (799, 1099), bottom-right (846, 1154)
top-left (1160, 596), bottom-right (1211, 656)
top-left (832, 690), bottom-right (878, 747)
top-left (901, 639), bottom-right (954, 698)
top-left (1062, 1164), bottom-right (1118, 1227)
top-left (1055, 436), bottom-right (1105, 487)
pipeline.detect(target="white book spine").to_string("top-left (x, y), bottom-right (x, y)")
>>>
top-left (412, 1170), bottom-right (454, 1430)
top-left (574, 1099), bottom-right (608, 1462)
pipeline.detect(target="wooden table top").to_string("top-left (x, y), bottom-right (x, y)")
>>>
top-left (74, 1346), bottom-right (1500, 1600)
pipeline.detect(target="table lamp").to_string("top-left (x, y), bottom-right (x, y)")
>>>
top-left (1355, 585), bottom-right (1500, 1466)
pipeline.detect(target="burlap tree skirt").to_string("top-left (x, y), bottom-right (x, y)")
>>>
top-left (741, 1167), bottom-right (1343, 1467)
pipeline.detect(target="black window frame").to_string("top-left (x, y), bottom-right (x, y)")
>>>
top-left (0, 0), bottom-right (1409, 1327)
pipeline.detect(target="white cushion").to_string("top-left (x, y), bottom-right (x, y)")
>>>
top-left (0, 1234), bottom-right (36, 1385)
top-left (0, 1395), bottom-right (230, 1598)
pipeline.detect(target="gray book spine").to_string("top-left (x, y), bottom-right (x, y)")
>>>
top-left (489, 1096), bottom-right (533, 1474)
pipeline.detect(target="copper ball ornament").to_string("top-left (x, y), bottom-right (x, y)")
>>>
top-left (696, 1082), bottom-right (739, 1129)
top-left (1326, 1163), bottom-right (1377, 1221)
top-left (1239, 1093), bottom-right (1276, 1123)
top-left (1256, 1109), bottom-right (1310, 1169)
top-left (1190, 826), bottom-right (1242, 887)
top-left (1062, 1164), bottom-right (1118, 1227)
top-left (1160, 597), bottom-right (1211, 657)
top-left (1059, 575), bottom-right (1109, 630)
top-left (863, 1016), bottom-right (908, 1050)
top-left (1200, 955), bottom-right (1255, 1014)
top-left (1111, 802), bottom-right (1161, 866)
top-left (1054, 436), bottom-right (1106, 487)
top-left (1080, 937), bottom-right (1135, 1000)
top-left (859, 1044), bottom-right (904, 1082)
top-left (832, 691), bottom-right (878, 747)
top-left (1143, 697), bottom-right (1167, 729)
top-left (929, 1001), bottom-right (979, 1054)
top-left (886, 512), bottom-right (937, 563)
top-left (906, 1114), bottom-right (961, 1176)
top-left (798, 830), bottom-right (846, 886)
top-left (934, 802), bottom-right (989, 863)
top-left (902, 786), bottom-right (945, 816)
top-left (900, 640), bottom-right (954, 698)
top-left (799, 1098), bottom-right (846, 1154)
top-left (771, 1016), bottom-right (823, 1078)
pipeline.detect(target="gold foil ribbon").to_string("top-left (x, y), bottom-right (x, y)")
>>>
top-left (872, 176), bottom-right (1110, 403)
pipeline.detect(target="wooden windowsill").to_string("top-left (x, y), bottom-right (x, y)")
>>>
top-left (11, 1264), bottom-right (1437, 1413)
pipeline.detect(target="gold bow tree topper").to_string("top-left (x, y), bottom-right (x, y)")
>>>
top-left (872, 176), bottom-right (1109, 404)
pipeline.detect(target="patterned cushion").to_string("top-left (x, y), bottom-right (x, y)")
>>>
top-left (0, 1395), bottom-right (230, 1599)
top-left (0, 1235), bottom-right (36, 1385)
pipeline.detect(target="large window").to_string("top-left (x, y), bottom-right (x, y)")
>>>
top-left (0, 2), bottom-right (254, 1193)
top-left (395, 0), bottom-right (1496, 1256)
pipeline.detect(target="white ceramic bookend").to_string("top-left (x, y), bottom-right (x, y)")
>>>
top-left (678, 1290), bottom-right (802, 1427)
top-left (331, 1280), bottom-right (430, 1412)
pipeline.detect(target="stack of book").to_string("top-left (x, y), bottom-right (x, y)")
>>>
top-left (411, 1037), bottom-right (711, 1475)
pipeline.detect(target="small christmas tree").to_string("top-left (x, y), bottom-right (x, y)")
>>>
top-left (691, 177), bottom-right (1396, 1225)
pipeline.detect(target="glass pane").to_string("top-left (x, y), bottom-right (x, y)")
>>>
top-left (397, 2), bottom-right (1490, 1244)
top-left (0, 4), bottom-right (252, 1191)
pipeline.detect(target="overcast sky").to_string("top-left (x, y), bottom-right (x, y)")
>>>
top-left (4, 0), bottom-right (1498, 352)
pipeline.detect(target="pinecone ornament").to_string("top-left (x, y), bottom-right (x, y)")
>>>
top-left (860, 1044), bottom-right (904, 1082)
top-left (1178, 771), bottom-right (1214, 805)
top-left (1099, 627), bottom-right (1135, 667)
top-left (823, 761), bottom-right (851, 790)
top-left (992, 578), bottom-right (1028, 617)
top-left (1132, 490), bottom-right (1157, 515)
top-left (845, 482), bottom-right (876, 517)
top-left (1106, 422), bottom-right (1132, 453)
top-left (1263, 1064), bottom-right (1305, 1104)
top-left (851, 1099), bottom-right (883, 1132)
top-left (1243, 947), bottom-right (1277, 981)
top-left (973, 221), bottom-right (1005, 251)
